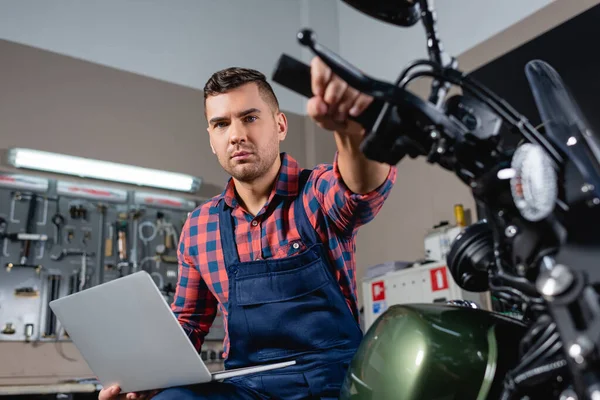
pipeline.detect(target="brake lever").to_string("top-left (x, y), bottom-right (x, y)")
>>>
top-left (296, 29), bottom-right (402, 104)
top-left (272, 29), bottom-right (468, 166)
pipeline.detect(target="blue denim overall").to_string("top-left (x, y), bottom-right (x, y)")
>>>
top-left (155, 170), bottom-right (363, 399)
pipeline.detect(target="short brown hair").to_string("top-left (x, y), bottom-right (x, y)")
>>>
top-left (203, 67), bottom-right (280, 113)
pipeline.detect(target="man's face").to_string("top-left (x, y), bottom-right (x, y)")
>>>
top-left (206, 83), bottom-right (287, 183)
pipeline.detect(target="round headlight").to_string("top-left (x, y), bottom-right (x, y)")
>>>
top-left (510, 143), bottom-right (558, 222)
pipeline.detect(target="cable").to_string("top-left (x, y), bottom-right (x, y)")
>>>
top-left (138, 221), bottom-right (157, 243)
top-left (489, 281), bottom-right (543, 306)
top-left (513, 332), bottom-right (561, 375)
top-left (151, 272), bottom-right (164, 290)
top-left (396, 59), bottom-right (440, 85)
top-left (55, 340), bottom-right (79, 362)
top-left (399, 68), bottom-right (563, 164)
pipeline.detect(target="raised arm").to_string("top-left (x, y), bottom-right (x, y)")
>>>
top-left (307, 56), bottom-right (392, 194)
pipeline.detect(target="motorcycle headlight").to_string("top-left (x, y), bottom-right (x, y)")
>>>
top-left (447, 221), bottom-right (494, 292)
top-left (510, 143), bottom-right (558, 222)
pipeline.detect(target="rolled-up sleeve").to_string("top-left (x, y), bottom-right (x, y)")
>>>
top-left (308, 152), bottom-right (397, 235)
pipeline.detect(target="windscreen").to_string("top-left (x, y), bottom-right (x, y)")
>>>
top-left (525, 59), bottom-right (600, 198)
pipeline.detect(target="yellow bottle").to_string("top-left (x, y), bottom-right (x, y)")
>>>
top-left (454, 204), bottom-right (466, 227)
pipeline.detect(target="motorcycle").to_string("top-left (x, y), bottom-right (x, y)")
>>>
top-left (271, 1), bottom-right (600, 399)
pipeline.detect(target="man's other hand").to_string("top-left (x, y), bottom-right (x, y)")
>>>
top-left (98, 384), bottom-right (160, 400)
top-left (307, 56), bottom-right (374, 136)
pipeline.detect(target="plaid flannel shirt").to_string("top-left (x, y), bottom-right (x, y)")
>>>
top-left (172, 152), bottom-right (396, 357)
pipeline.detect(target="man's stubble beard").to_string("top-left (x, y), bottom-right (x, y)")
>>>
top-left (224, 144), bottom-right (279, 183)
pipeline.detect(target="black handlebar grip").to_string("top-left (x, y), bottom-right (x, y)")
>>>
top-left (272, 54), bottom-right (383, 130)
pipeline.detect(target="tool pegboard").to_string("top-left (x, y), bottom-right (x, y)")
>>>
top-left (0, 172), bottom-right (200, 343)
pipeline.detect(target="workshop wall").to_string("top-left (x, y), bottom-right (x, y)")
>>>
top-left (0, 39), bottom-right (308, 200)
top-left (0, 0), bottom-right (340, 116)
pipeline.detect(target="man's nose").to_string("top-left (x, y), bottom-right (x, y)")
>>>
top-left (229, 120), bottom-right (248, 144)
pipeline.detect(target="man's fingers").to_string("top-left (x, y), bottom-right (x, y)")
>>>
top-left (349, 93), bottom-right (374, 117)
top-left (334, 87), bottom-right (360, 122)
top-left (306, 97), bottom-right (328, 120)
top-left (310, 56), bottom-right (331, 98)
top-left (307, 97), bottom-right (341, 131)
top-left (99, 385), bottom-right (121, 400)
top-left (323, 77), bottom-right (348, 108)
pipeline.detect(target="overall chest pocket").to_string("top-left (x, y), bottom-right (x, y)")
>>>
top-left (235, 259), bottom-right (328, 305)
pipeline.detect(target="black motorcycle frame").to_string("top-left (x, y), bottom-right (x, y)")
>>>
top-left (271, 1), bottom-right (600, 399)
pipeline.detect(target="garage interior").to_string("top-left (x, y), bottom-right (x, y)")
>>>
top-left (1, 1), bottom-right (599, 399)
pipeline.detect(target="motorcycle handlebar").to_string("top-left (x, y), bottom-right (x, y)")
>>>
top-left (271, 53), bottom-right (384, 130)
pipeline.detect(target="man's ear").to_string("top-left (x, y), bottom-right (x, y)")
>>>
top-left (276, 111), bottom-right (288, 142)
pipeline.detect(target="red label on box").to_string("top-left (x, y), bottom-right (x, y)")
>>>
top-left (430, 267), bottom-right (449, 292)
top-left (372, 281), bottom-right (385, 301)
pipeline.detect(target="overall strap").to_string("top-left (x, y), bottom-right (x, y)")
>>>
top-left (218, 201), bottom-right (240, 266)
top-left (294, 169), bottom-right (320, 246)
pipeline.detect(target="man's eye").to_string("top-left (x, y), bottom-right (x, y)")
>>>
top-left (245, 116), bottom-right (257, 123)
top-left (215, 122), bottom-right (227, 128)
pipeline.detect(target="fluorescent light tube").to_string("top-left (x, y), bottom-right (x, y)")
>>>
top-left (6, 148), bottom-right (201, 193)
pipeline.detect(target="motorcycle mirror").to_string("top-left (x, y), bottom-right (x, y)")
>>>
top-left (341, 0), bottom-right (421, 27)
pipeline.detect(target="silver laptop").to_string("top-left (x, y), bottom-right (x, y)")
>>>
top-left (49, 271), bottom-right (295, 393)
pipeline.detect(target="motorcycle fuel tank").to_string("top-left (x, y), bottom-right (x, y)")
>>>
top-left (340, 304), bottom-right (528, 400)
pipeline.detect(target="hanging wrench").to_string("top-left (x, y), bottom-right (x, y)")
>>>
top-left (130, 209), bottom-right (143, 273)
top-left (51, 214), bottom-right (65, 246)
top-left (79, 252), bottom-right (88, 291)
top-left (50, 248), bottom-right (95, 291)
top-left (51, 248), bottom-right (95, 261)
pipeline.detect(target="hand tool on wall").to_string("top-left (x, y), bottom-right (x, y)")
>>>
top-left (43, 275), bottom-right (61, 337)
top-left (1, 323), bottom-right (16, 335)
top-left (14, 286), bottom-right (39, 297)
top-left (51, 248), bottom-right (95, 291)
top-left (159, 254), bottom-right (178, 264)
top-left (105, 223), bottom-right (114, 257)
top-left (69, 204), bottom-right (87, 220)
top-left (1, 232), bottom-right (49, 242)
top-left (97, 204), bottom-right (107, 284)
top-left (116, 215), bottom-right (128, 271)
top-left (130, 209), bottom-right (143, 273)
top-left (0, 217), bottom-right (7, 260)
top-left (156, 212), bottom-right (178, 251)
top-left (66, 229), bottom-right (74, 244)
top-left (22, 193), bottom-right (38, 265)
top-left (0, 217), bottom-right (6, 235)
top-left (82, 230), bottom-right (92, 246)
top-left (24, 323), bottom-right (34, 342)
top-left (5, 262), bottom-right (42, 273)
top-left (51, 213), bottom-right (65, 246)
top-left (139, 220), bottom-right (157, 261)
top-left (4, 193), bottom-right (46, 272)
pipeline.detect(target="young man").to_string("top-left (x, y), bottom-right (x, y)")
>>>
top-left (100, 57), bottom-right (396, 400)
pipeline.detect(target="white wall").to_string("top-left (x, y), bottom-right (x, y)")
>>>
top-left (0, 0), bottom-right (555, 113)
top-left (337, 0), bottom-right (554, 82)
top-left (0, 0), bottom-right (340, 115)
